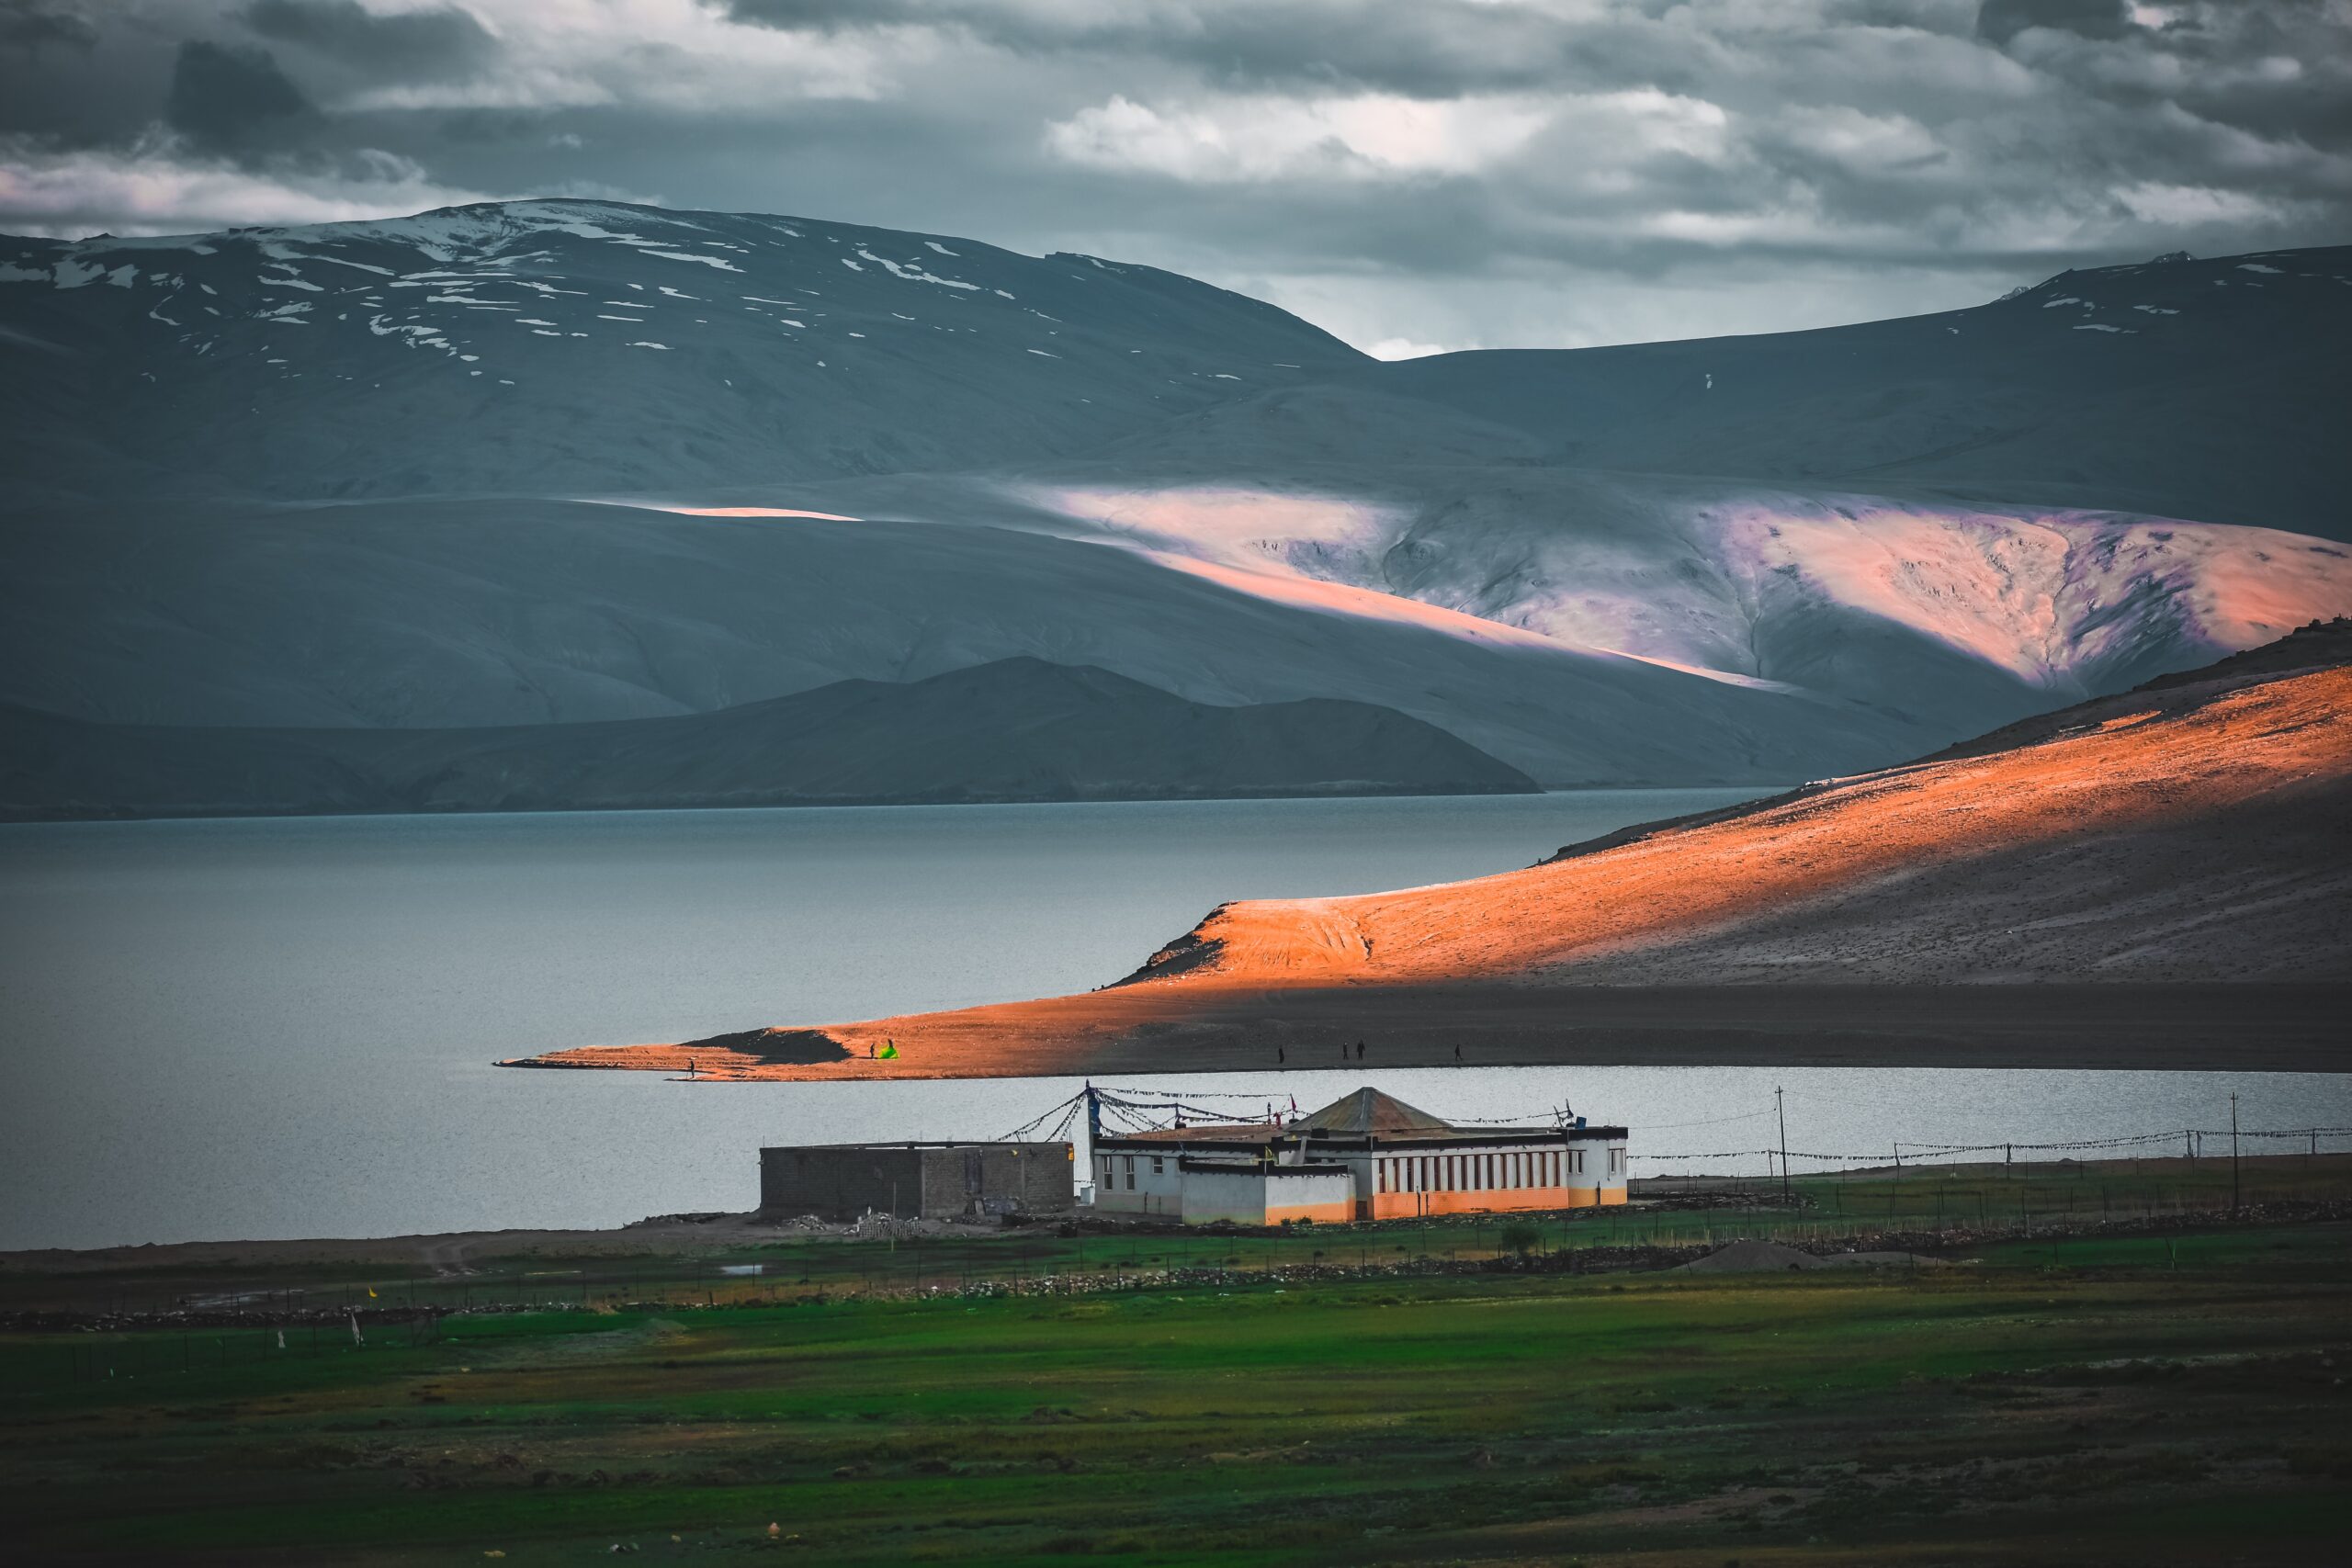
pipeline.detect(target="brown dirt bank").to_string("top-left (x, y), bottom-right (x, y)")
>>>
top-left (508, 645), bottom-right (2352, 1082)
top-left (512, 981), bottom-right (2352, 1079)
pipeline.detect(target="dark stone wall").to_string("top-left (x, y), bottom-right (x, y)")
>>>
top-left (759, 1143), bottom-right (1072, 1221)
top-left (760, 1145), bottom-right (926, 1220)
top-left (914, 1144), bottom-right (1074, 1219)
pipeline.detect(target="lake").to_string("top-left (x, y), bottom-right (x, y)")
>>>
top-left (4, 793), bottom-right (2346, 1251)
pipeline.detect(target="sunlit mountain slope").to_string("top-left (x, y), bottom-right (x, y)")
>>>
top-left (6, 203), bottom-right (2349, 798)
top-left (508, 624), bottom-right (2352, 1079)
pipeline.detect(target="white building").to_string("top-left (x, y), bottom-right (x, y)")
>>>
top-left (1090, 1088), bottom-right (1627, 1225)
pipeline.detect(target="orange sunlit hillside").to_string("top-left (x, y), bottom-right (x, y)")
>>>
top-left (512, 646), bottom-right (2352, 1081)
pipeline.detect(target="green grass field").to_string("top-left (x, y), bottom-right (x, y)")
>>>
top-left (6, 1161), bottom-right (2350, 1564)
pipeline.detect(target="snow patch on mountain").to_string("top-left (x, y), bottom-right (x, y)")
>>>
top-left (1023, 482), bottom-right (2352, 705)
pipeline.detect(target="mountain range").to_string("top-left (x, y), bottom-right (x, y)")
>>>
top-left (0, 657), bottom-right (1533, 821)
top-left (6, 199), bottom-right (2352, 804)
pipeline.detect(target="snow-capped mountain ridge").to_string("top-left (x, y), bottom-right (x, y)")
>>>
top-left (0, 198), bottom-right (1360, 501)
top-left (4, 201), bottom-right (2348, 792)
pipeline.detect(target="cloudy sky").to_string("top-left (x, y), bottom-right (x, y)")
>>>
top-left (3, 0), bottom-right (2346, 354)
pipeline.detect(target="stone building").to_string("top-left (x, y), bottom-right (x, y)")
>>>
top-left (758, 1140), bottom-right (1074, 1222)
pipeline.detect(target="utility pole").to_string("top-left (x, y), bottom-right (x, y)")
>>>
top-left (1775, 1087), bottom-right (1791, 1207)
top-left (2230, 1093), bottom-right (2241, 1211)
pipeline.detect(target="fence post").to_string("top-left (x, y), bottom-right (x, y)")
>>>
top-left (2230, 1094), bottom-right (2241, 1211)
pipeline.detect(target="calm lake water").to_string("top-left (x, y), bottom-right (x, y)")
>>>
top-left (4, 793), bottom-right (2346, 1251)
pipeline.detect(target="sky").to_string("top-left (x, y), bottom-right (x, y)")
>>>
top-left (2, 1), bottom-right (2347, 355)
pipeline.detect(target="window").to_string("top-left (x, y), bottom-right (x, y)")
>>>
top-left (1377, 1159), bottom-right (1389, 1194)
top-left (1125, 1156), bottom-right (1136, 1190)
top-left (1571, 1148), bottom-right (1585, 1176)
top-left (1152, 1156), bottom-right (1164, 1176)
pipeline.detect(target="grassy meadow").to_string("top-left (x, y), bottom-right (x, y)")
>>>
top-left (5, 1156), bottom-right (2349, 1564)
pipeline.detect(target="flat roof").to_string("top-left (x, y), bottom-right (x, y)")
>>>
top-left (1097, 1125), bottom-right (1627, 1151)
top-left (761, 1141), bottom-right (1069, 1153)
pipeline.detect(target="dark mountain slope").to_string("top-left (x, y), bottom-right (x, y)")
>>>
top-left (0, 497), bottom-right (1949, 786)
top-left (1375, 248), bottom-right (2352, 537)
top-left (0, 657), bottom-right (1538, 822)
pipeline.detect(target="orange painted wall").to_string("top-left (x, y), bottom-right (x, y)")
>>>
top-left (1369, 1186), bottom-right (1636, 1219)
top-left (1265, 1200), bottom-right (1358, 1225)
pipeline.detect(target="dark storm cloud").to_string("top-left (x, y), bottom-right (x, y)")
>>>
top-left (164, 39), bottom-right (312, 149)
top-left (241, 0), bottom-right (497, 83)
top-left (0, 1), bottom-right (98, 52)
top-left (4, 1), bottom-right (2349, 349)
top-left (716, 0), bottom-right (1690, 98)
top-left (1975, 0), bottom-right (2130, 46)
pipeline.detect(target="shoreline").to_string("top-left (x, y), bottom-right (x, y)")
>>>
top-left (504, 981), bottom-right (2352, 1080)
top-left (11, 1154), bottom-right (2346, 1279)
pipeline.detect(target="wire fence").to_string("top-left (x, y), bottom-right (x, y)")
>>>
top-left (1634, 1125), bottom-right (2352, 1173)
top-left (1019, 1086), bottom-right (2352, 1177)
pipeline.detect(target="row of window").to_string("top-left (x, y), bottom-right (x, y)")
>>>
top-left (1093, 1145), bottom-right (1624, 1196)
top-left (1377, 1146), bottom-right (1610, 1194)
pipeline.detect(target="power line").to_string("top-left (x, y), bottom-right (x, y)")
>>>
top-left (1629, 1107), bottom-right (1775, 1132)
